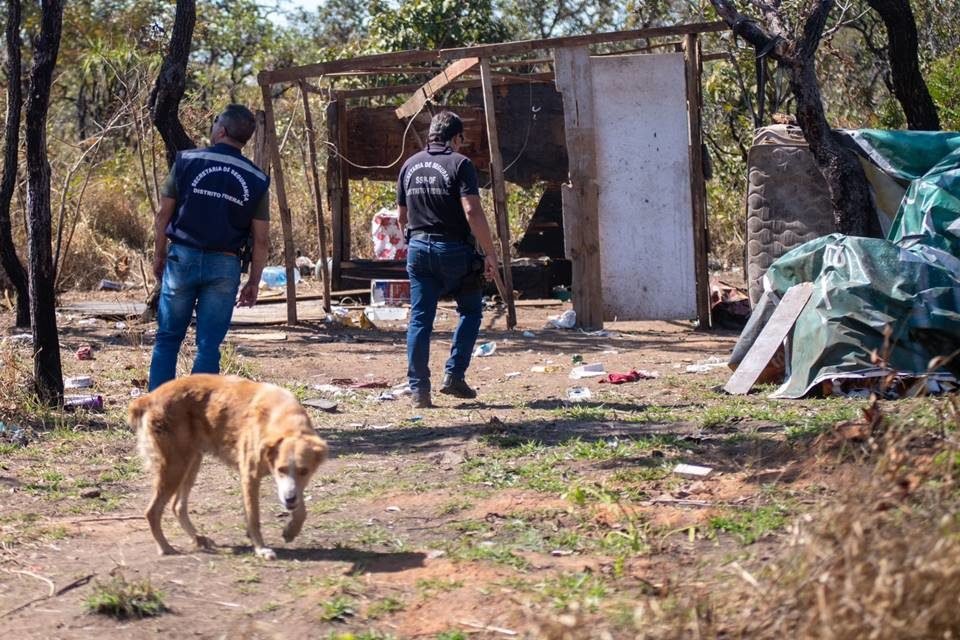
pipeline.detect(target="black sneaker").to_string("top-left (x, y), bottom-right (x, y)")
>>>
top-left (440, 374), bottom-right (477, 399)
top-left (411, 390), bottom-right (434, 409)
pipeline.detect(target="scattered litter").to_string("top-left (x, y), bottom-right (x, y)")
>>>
top-left (130, 388), bottom-right (142, 398)
top-left (64, 394), bottom-right (104, 411)
top-left (522, 330), bottom-right (536, 338)
top-left (376, 391), bottom-right (396, 402)
top-left (364, 305), bottom-right (408, 323)
top-left (392, 384), bottom-right (413, 397)
top-left (504, 371), bottom-right (521, 380)
top-left (369, 423), bottom-right (394, 430)
top-left (114, 322), bottom-right (127, 330)
top-left (408, 416), bottom-right (422, 422)
top-left (385, 506), bottom-right (401, 512)
top-left (579, 328), bottom-right (613, 337)
top-left (566, 386), bottom-right (593, 402)
top-left (75, 345), bottom-right (94, 360)
top-left (473, 342), bottom-right (497, 357)
top-left (370, 278), bottom-right (410, 306)
top-left (260, 265), bottom-right (302, 289)
top-left (229, 331), bottom-right (288, 342)
top-left (312, 384), bottom-right (344, 395)
top-left (550, 549), bottom-right (574, 557)
top-left (77, 318), bottom-right (97, 326)
top-left (673, 463), bottom-right (713, 478)
top-left (98, 279), bottom-right (123, 291)
top-left (0, 421), bottom-right (28, 447)
top-left (685, 356), bottom-right (729, 374)
top-left (530, 365), bottom-right (562, 373)
top-left (546, 309), bottom-right (576, 329)
top-left (302, 398), bottom-right (338, 412)
top-left (599, 369), bottom-right (659, 384)
top-left (64, 376), bottom-right (94, 389)
top-left (569, 363), bottom-right (606, 379)
top-left (426, 549), bottom-right (446, 560)
top-left (3, 333), bottom-right (32, 346)
top-left (601, 350), bottom-right (619, 355)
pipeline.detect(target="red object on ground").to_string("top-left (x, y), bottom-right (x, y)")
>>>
top-left (75, 345), bottom-right (94, 360)
top-left (599, 369), bottom-right (659, 384)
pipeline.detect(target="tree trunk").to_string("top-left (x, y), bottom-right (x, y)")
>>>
top-left (710, 0), bottom-right (880, 237)
top-left (144, 0), bottom-right (196, 321)
top-left (147, 0), bottom-right (196, 168)
top-left (0, 0), bottom-right (30, 327)
top-left (25, 0), bottom-right (65, 404)
top-left (865, 0), bottom-right (940, 131)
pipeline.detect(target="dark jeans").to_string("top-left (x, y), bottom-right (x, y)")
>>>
top-left (406, 236), bottom-right (483, 394)
top-left (148, 243), bottom-right (241, 390)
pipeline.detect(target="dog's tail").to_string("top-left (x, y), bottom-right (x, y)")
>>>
top-left (129, 395), bottom-right (156, 472)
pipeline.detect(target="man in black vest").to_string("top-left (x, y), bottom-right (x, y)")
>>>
top-left (148, 104), bottom-right (270, 391)
top-left (397, 111), bottom-right (500, 408)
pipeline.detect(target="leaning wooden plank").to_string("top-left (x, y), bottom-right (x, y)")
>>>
top-left (324, 72), bottom-right (554, 100)
top-left (723, 282), bottom-right (814, 395)
top-left (394, 57), bottom-right (480, 119)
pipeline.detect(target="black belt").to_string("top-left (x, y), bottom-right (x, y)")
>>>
top-left (409, 230), bottom-right (467, 243)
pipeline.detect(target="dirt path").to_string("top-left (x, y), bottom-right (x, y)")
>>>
top-left (0, 299), bottom-right (862, 638)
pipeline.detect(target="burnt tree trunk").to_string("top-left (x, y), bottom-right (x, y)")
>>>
top-left (148, 0), bottom-right (196, 168)
top-left (0, 0), bottom-right (30, 327)
top-left (865, 0), bottom-right (940, 131)
top-left (711, 0), bottom-right (880, 237)
top-left (144, 0), bottom-right (196, 320)
top-left (25, 0), bottom-right (65, 404)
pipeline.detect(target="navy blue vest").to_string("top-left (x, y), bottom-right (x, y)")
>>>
top-left (165, 143), bottom-right (269, 253)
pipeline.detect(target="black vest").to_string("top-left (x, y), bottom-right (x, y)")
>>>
top-left (165, 143), bottom-right (269, 253)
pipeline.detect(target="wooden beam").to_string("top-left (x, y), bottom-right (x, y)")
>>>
top-left (684, 34), bottom-right (711, 329)
top-left (702, 51), bottom-right (732, 62)
top-left (395, 57), bottom-right (480, 119)
top-left (321, 72), bottom-right (554, 100)
top-left (554, 46), bottom-right (603, 330)
top-left (478, 58), bottom-right (517, 330)
top-left (259, 21), bottom-right (728, 84)
top-left (259, 85), bottom-right (298, 324)
top-left (299, 81), bottom-right (332, 313)
top-left (325, 99), bottom-right (350, 291)
top-left (253, 109), bottom-right (268, 175)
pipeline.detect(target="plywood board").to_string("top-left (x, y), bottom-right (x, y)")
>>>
top-left (591, 53), bottom-right (696, 320)
top-left (723, 282), bottom-right (813, 395)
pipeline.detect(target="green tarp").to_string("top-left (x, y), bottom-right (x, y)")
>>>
top-left (746, 130), bottom-right (960, 398)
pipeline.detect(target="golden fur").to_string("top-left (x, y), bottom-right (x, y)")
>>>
top-left (129, 374), bottom-right (328, 559)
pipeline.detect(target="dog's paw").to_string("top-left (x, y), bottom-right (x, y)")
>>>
top-left (194, 535), bottom-right (216, 550)
top-left (255, 547), bottom-right (277, 560)
top-left (157, 544), bottom-right (177, 556)
top-left (282, 527), bottom-right (299, 543)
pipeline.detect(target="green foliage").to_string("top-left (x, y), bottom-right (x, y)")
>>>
top-left (928, 51), bottom-right (960, 130)
top-left (84, 574), bottom-right (168, 619)
top-left (320, 595), bottom-right (356, 622)
top-left (708, 505), bottom-right (789, 545)
top-left (368, 0), bottom-right (511, 51)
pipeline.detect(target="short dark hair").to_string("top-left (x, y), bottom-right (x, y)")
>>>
top-left (428, 111), bottom-right (464, 143)
top-left (217, 104), bottom-right (257, 144)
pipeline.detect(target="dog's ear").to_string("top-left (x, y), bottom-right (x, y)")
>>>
top-left (260, 434), bottom-right (284, 464)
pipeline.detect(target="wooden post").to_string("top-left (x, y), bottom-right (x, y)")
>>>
top-left (553, 46), bottom-right (603, 329)
top-left (299, 81), bottom-right (332, 313)
top-left (259, 83), bottom-right (298, 324)
top-left (684, 33), bottom-right (711, 329)
top-left (325, 98), bottom-right (350, 290)
top-left (253, 110), bottom-right (268, 175)
top-left (478, 58), bottom-right (517, 330)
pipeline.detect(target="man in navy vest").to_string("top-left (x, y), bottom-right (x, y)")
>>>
top-left (148, 104), bottom-right (270, 391)
top-left (397, 111), bottom-right (500, 408)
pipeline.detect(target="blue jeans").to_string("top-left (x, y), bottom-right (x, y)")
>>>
top-left (406, 237), bottom-right (483, 394)
top-left (148, 243), bottom-right (241, 390)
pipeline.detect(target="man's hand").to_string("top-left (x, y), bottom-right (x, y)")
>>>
top-left (237, 280), bottom-right (259, 307)
top-left (152, 254), bottom-right (165, 281)
top-left (483, 254), bottom-right (498, 282)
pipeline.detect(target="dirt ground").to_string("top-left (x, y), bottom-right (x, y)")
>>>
top-left (0, 285), bottom-right (866, 639)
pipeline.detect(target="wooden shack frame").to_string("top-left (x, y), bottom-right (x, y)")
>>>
top-left (256, 21), bottom-right (728, 329)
